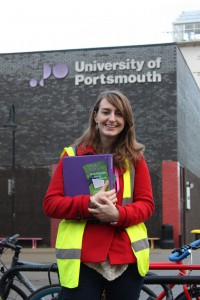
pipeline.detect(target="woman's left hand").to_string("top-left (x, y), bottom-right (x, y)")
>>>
top-left (88, 196), bottom-right (119, 223)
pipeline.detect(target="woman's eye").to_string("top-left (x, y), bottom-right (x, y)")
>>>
top-left (102, 111), bottom-right (109, 115)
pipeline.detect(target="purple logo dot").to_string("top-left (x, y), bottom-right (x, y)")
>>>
top-left (43, 63), bottom-right (51, 79)
top-left (53, 63), bottom-right (68, 79)
top-left (29, 79), bottom-right (37, 87)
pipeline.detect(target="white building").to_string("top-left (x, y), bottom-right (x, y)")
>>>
top-left (173, 11), bottom-right (200, 89)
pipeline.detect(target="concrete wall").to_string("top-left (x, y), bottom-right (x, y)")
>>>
top-left (178, 42), bottom-right (200, 89)
top-left (177, 46), bottom-right (200, 177)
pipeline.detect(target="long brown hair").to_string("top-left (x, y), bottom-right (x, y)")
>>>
top-left (73, 90), bottom-right (144, 169)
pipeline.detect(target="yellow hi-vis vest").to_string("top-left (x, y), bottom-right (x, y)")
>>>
top-left (56, 147), bottom-right (150, 288)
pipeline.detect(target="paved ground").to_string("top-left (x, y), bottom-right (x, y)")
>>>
top-left (2, 247), bottom-right (200, 297)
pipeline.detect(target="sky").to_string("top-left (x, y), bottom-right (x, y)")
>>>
top-left (0, 0), bottom-right (199, 54)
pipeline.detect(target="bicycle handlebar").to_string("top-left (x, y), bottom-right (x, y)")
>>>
top-left (169, 238), bottom-right (200, 262)
top-left (189, 238), bottom-right (200, 248)
top-left (0, 234), bottom-right (21, 251)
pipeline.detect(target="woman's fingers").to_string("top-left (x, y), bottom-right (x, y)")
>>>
top-left (101, 180), bottom-right (109, 191)
top-left (88, 197), bottom-right (119, 222)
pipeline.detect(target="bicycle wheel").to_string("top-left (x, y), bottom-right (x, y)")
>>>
top-left (4, 283), bottom-right (27, 300)
top-left (175, 286), bottom-right (200, 300)
top-left (140, 285), bottom-right (157, 299)
top-left (27, 284), bottom-right (60, 300)
top-left (144, 272), bottom-right (173, 300)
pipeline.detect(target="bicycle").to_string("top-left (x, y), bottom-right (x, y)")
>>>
top-left (26, 270), bottom-right (171, 299)
top-left (26, 235), bottom-right (200, 300)
top-left (142, 236), bottom-right (200, 300)
top-left (0, 234), bottom-right (58, 299)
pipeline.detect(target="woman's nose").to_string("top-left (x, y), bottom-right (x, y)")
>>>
top-left (109, 112), bottom-right (116, 121)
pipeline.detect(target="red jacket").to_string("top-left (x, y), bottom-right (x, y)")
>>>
top-left (43, 145), bottom-right (154, 264)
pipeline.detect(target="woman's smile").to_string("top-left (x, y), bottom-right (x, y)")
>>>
top-left (105, 123), bottom-right (118, 128)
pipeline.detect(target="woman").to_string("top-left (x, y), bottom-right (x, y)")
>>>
top-left (43, 90), bottom-right (154, 300)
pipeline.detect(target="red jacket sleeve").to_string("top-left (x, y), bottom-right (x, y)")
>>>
top-left (115, 157), bottom-right (155, 228)
top-left (43, 156), bottom-right (92, 220)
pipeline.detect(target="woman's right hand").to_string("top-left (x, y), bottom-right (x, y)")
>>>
top-left (88, 181), bottom-right (119, 222)
top-left (89, 180), bottom-right (117, 207)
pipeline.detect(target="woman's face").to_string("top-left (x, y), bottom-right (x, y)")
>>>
top-left (94, 98), bottom-right (125, 141)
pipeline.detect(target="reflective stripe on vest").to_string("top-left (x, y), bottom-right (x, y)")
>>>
top-left (57, 147), bottom-right (86, 288)
top-left (125, 223), bottom-right (150, 276)
top-left (123, 159), bottom-right (149, 276)
top-left (56, 219), bottom-right (86, 288)
top-left (56, 147), bottom-right (149, 288)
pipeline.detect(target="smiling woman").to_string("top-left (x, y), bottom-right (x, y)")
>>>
top-left (43, 89), bottom-right (154, 300)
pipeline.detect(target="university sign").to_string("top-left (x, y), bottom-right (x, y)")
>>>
top-left (29, 57), bottom-right (162, 87)
top-left (74, 58), bottom-right (162, 85)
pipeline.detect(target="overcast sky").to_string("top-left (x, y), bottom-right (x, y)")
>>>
top-left (0, 0), bottom-right (199, 54)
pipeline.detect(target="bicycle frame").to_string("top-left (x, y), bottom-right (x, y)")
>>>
top-left (16, 260), bottom-right (58, 290)
top-left (0, 264), bottom-right (58, 299)
top-left (147, 261), bottom-right (200, 300)
top-left (0, 235), bottom-right (59, 298)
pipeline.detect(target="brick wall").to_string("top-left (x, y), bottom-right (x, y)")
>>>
top-left (162, 161), bottom-right (180, 247)
top-left (0, 43), bottom-right (200, 245)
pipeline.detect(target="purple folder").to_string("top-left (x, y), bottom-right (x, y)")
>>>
top-left (62, 154), bottom-right (114, 196)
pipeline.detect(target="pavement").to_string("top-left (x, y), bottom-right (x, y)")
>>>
top-left (2, 247), bottom-right (200, 297)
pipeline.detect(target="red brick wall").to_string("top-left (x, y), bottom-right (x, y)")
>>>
top-left (162, 161), bottom-right (180, 247)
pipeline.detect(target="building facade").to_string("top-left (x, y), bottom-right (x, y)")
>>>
top-left (173, 10), bottom-right (200, 89)
top-left (0, 43), bottom-right (200, 247)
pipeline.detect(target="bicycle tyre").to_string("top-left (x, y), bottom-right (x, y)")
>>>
top-left (175, 286), bottom-right (200, 300)
top-left (140, 285), bottom-right (157, 299)
top-left (3, 283), bottom-right (27, 300)
top-left (26, 284), bottom-right (157, 300)
top-left (27, 284), bottom-right (60, 300)
top-left (144, 272), bottom-right (173, 300)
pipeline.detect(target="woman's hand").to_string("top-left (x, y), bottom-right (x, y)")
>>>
top-left (88, 181), bottom-right (119, 223)
top-left (88, 197), bottom-right (119, 223)
top-left (89, 180), bottom-right (117, 206)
